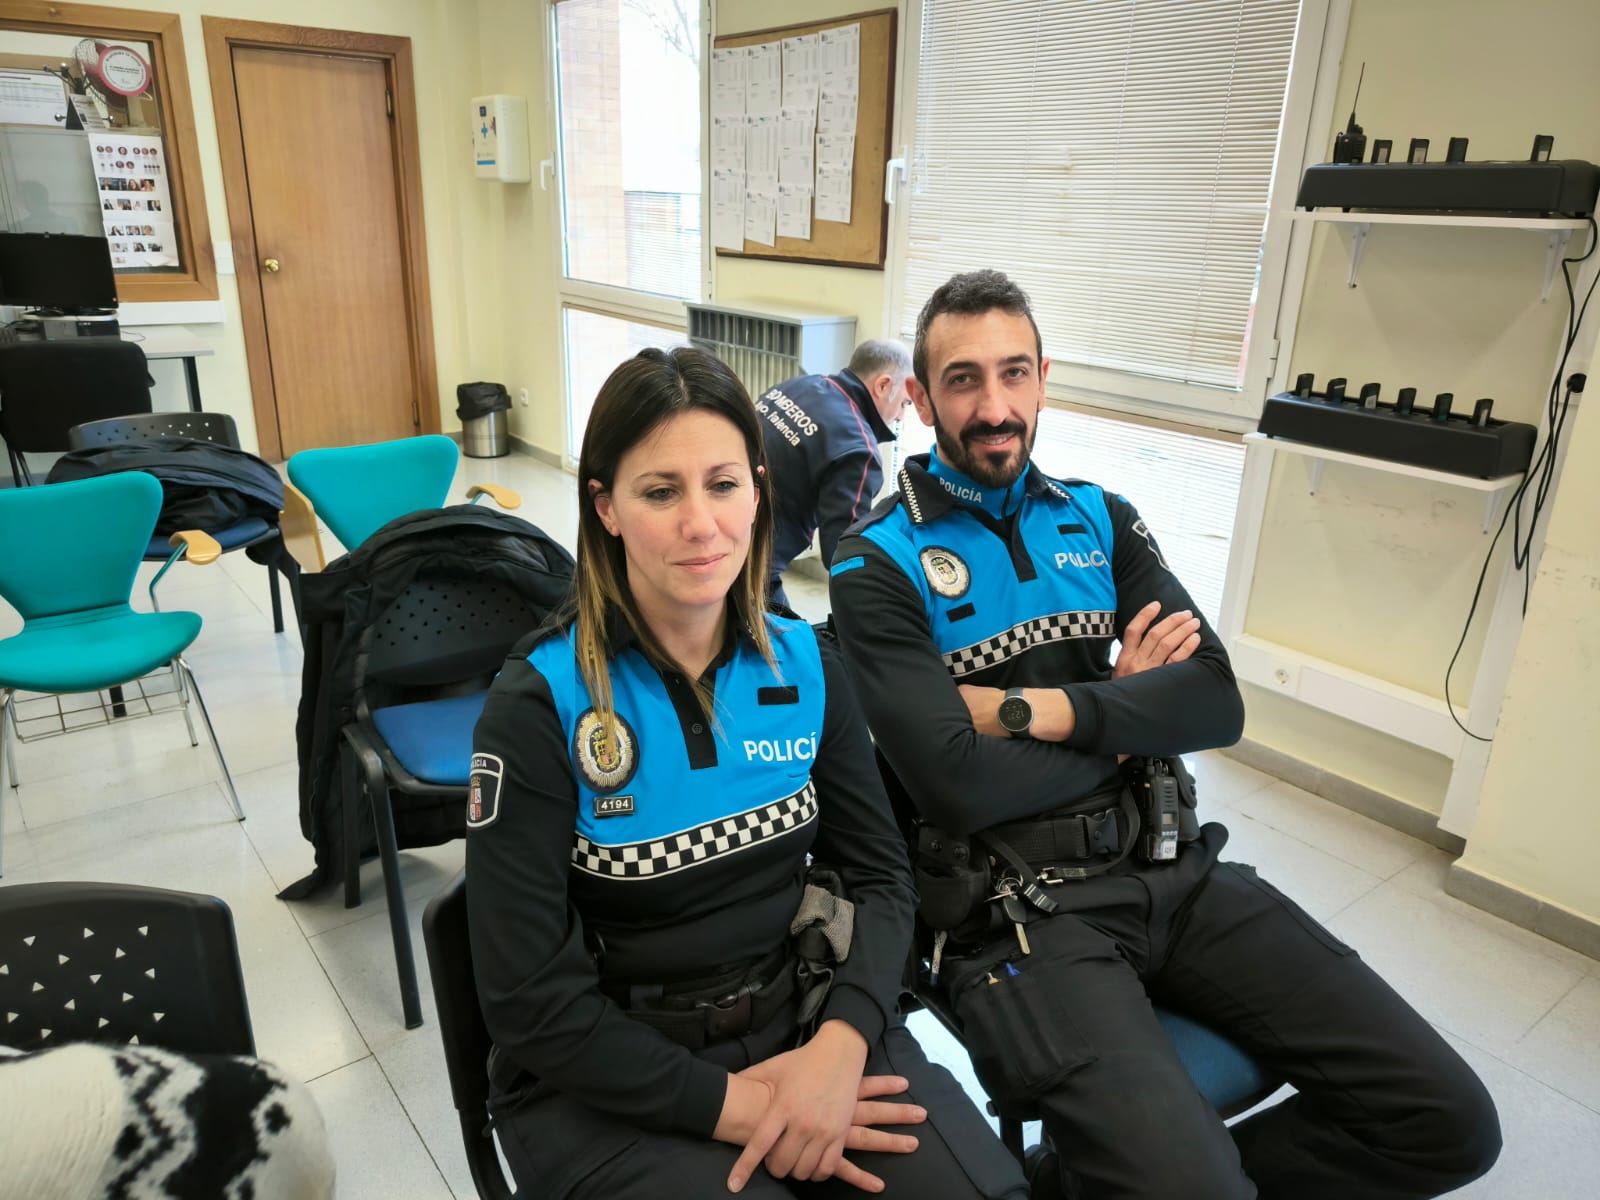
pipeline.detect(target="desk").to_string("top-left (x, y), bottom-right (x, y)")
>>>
top-left (120, 326), bottom-right (214, 412)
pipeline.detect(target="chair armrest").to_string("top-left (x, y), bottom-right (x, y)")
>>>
top-left (168, 529), bottom-right (222, 565)
top-left (466, 483), bottom-right (521, 510)
top-left (279, 482), bottom-right (326, 572)
top-left (147, 529), bottom-right (221, 608)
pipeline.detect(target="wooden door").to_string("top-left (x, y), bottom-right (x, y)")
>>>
top-left (232, 47), bottom-right (418, 455)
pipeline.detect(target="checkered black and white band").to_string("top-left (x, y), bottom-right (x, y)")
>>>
top-left (944, 610), bottom-right (1117, 678)
top-left (571, 782), bottom-right (819, 879)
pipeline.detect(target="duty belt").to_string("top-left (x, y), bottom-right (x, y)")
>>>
top-left (604, 944), bottom-right (796, 1051)
top-left (979, 789), bottom-right (1143, 913)
top-left (987, 800), bottom-right (1127, 867)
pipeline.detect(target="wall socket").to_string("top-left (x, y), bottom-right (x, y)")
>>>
top-left (518, 387), bottom-right (529, 408)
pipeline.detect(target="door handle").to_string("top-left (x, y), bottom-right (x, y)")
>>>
top-left (262, 257), bottom-right (280, 273)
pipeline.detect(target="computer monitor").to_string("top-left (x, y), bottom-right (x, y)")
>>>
top-left (0, 232), bottom-right (118, 313)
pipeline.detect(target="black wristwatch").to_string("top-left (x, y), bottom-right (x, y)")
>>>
top-left (997, 686), bottom-right (1033, 738)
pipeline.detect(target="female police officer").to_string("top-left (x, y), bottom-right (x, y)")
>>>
top-left (465, 347), bottom-right (1024, 1198)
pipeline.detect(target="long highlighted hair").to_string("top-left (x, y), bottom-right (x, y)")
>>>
top-left (569, 346), bottom-right (776, 733)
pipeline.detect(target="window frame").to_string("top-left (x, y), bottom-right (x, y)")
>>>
top-left (0, 1), bottom-right (218, 303)
top-left (545, 0), bottom-right (714, 467)
top-left (880, 0), bottom-right (1341, 433)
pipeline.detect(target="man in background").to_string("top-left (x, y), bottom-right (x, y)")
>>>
top-left (757, 339), bottom-right (912, 604)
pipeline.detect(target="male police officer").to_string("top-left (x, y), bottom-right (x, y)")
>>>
top-left (828, 270), bottom-right (1501, 1199)
top-left (757, 339), bottom-right (912, 600)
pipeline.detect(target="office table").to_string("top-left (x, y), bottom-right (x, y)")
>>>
top-left (120, 326), bottom-right (215, 412)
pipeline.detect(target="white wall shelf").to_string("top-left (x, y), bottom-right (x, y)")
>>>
top-left (1242, 432), bottom-right (1523, 532)
top-left (1223, 214), bottom-right (1600, 838)
top-left (1291, 210), bottom-right (1589, 299)
top-left (1230, 634), bottom-right (1465, 758)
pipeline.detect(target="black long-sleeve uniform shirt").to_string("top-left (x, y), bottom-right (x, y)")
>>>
top-left (828, 452), bottom-right (1245, 836)
top-left (465, 613), bottom-right (914, 1137)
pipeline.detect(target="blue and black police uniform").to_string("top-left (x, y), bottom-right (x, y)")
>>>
top-left (465, 609), bottom-right (1026, 1199)
top-left (757, 369), bottom-right (897, 592)
top-left (829, 450), bottom-right (1501, 1200)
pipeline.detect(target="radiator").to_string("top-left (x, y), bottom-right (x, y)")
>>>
top-left (686, 302), bottom-right (857, 400)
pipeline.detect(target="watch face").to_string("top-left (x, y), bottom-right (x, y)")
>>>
top-left (998, 695), bottom-right (1031, 734)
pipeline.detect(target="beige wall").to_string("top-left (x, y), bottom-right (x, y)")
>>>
top-left (86, 0), bottom-right (484, 455)
top-left (1459, 385), bottom-right (1599, 915)
top-left (1241, 0), bottom-right (1600, 810)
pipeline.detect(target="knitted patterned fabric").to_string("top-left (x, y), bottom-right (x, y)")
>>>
top-left (0, 1042), bottom-right (335, 1199)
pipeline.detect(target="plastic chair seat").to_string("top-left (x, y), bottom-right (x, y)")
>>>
top-left (144, 516), bottom-right (272, 559)
top-left (0, 609), bottom-right (201, 694)
top-left (1153, 1008), bottom-right (1277, 1112)
top-left (369, 691), bottom-right (489, 786)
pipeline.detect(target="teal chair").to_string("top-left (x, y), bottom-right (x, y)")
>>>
top-left (287, 434), bottom-right (519, 555)
top-left (0, 472), bottom-right (244, 869)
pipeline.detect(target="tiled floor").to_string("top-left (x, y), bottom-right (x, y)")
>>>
top-left (3, 449), bottom-right (1598, 1198)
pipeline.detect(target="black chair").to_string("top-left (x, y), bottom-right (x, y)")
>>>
top-left (0, 339), bottom-right (153, 486)
top-left (68, 411), bottom-right (302, 635)
top-left (423, 871), bottom-right (516, 1200)
top-left (343, 576), bottom-right (556, 1029)
top-left (0, 880), bottom-right (254, 1056)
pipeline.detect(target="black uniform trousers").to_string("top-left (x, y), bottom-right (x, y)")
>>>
top-left (943, 824), bottom-right (1501, 1200)
top-left (490, 1013), bottom-right (1029, 1199)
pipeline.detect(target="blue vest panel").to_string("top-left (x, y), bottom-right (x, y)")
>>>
top-left (527, 616), bottom-right (825, 881)
top-left (859, 476), bottom-right (1119, 677)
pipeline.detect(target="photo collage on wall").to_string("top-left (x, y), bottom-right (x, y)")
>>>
top-left (93, 131), bottom-right (176, 268)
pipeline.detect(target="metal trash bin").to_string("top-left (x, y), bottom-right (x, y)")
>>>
top-left (461, 410), bottom-right (509, 458)
top-left (457, 381), bottom-right (512, 458)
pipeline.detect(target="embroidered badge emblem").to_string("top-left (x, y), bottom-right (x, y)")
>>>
top-left (920, 545), bottom-right (971, 599)
top-left (467, 752), bottom-right (504, 828)
top-left (573, 709), bottom-right (639, 794)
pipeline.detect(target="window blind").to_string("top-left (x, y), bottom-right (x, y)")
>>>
top-left (900, 0), bottom-right (1299, 400)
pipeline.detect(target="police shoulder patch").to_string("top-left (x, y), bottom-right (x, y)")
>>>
top-left (467, 752), bottom-right (504, 828)
top-left (573, 709), bottom-right (640, 794)
top-left (919, 545), bottom-right (971, 599)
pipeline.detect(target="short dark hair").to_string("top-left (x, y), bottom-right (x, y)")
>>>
top-left (912, 270), bottom-right (1042, 392)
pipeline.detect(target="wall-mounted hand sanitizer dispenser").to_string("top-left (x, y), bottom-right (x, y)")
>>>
top-left (472, 95), bottom-right (530, 183)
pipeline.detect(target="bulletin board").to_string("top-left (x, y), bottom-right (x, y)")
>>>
top-left (711, 8), bottom-right (895, 270)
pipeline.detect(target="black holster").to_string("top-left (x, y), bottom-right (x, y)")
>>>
top-left (914, 825), bottom-right (993, 941)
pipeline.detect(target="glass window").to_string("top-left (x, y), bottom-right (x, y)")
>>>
top-left (554, 0), bottom-right (702, 301)
top-left (563, 307), bottom-right (688, 460)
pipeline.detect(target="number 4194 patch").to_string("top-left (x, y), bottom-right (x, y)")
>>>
top-left (467, 753), bottom-right (504, 828)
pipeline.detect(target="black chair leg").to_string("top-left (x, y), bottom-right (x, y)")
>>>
top-left (340, 728), bottom-right (424, 1029)
top-left (108, 684), bottom-right (128, 720)
top-left (372, 788), bottom-right (424, 1029)
top-left (356, 757), bottom-right (423, 1029)
top-left (341, 739), bottom-right (362, 910)
top-left (277, 549), bottom-right (305, 642)
top-left (267, 559), bottom-right (284, 634)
